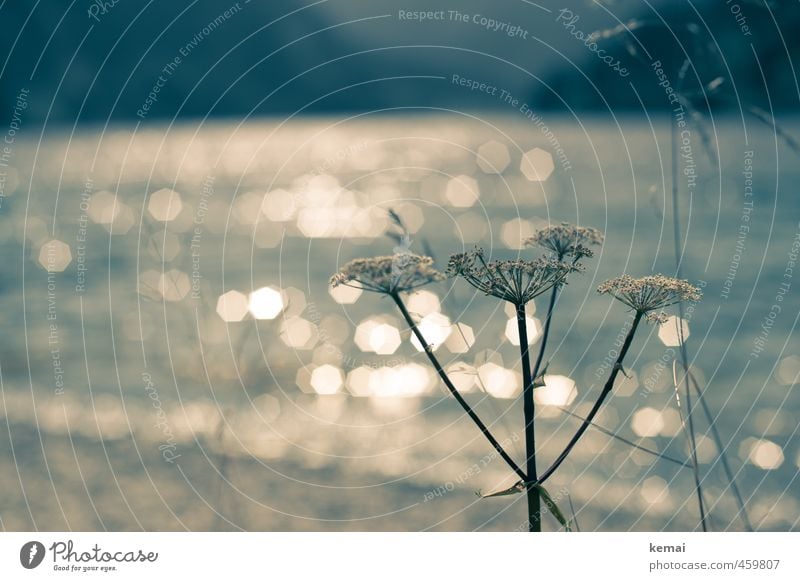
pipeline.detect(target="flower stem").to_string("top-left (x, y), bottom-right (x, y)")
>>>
top-left (390, 293), bottom-right (528, 482)
top-left (534, 311), bottom-right (643, 486)
top-left (532, 284), bottom-right (559, 381)
top-left (516, 302), bottom-right (541, 532)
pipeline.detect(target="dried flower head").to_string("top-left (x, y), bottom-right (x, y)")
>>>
top-left (448, 247), bottom-right (577, 305)
top-left (330, 253), bottom-right (445, 295)
top-left (597, 275), bottom-right (702, 320)
top-left (525, 222), bottom-right (604, 260)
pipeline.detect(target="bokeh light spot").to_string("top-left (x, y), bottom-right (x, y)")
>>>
top-left (216, 290), bottom-right (249, 322)
top-left (476, 140), bottom-right (510, 174)
top-left (658, 315), bottom-right (690, 347)
top-left (147, 188), bottom-right (183, 221)
top-left (38, 239), bottom-right (72, 272)
top-left (631, 407), bottom-right (664, 438)
top-left (310, 364), bottom-right (344, 395)
top-left (534, 375), bottom-right (577, 406)
top-left (520, 148), bottom-right (555, 181)
top-left (248, 287), bottom-right (284, 320)
top-left (410, 313), bottom-right (452, 352)
top-left (444, 174), bottom-right (480, 208)
top-left (504, 316), bottom-right (542, 346)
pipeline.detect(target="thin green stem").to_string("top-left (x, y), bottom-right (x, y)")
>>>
top-left (516, 302), bottom-right (541, 532)
top-left (534, 311), bottom-right (643, 486)
top-left (391, 293), bottom-right (528, 482)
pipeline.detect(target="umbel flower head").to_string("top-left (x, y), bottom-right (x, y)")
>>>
top-left (597, 274), bottom-right (702, 322)
top-left (330, 253), bottom-right (445, 295)
top-left (525, 222), bottom-right (604, 260)
top-left (447, 247), bottom-right (577, 305)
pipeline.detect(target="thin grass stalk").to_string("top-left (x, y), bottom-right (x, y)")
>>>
top-left (557, 407), bottom-right (689, 468)
top-left (390, 292), bottom-right (528, 482)
top-left (535, 311), bottom-right (643, 485)
top-left (670, 98), bottom-right (709, 531)
top-left (566, 493), bottom-right (581, 532)
top-left (516, 302), bottom-right (541, 532)
top-left (687, 371), bottom-right (753, 530)
top-left (672, 360), bottom-right (708, 531)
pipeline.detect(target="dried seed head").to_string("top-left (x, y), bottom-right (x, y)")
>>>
top-left (525, 222), bottom-right (604, 260)
top-left (448, 247), bottom-right (577, 305)
top-left (646, 312), bottom-right (669, 324)
top-left (597, 274), bottom-right (702, 319)
top-left (330, 253), bottom-right (445, 295)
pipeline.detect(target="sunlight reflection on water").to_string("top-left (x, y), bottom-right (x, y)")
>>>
top-left (1, 116), bottom-right (798, 531)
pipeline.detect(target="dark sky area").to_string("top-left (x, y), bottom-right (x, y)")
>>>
top-left (1, 0), bottom-right (798, 126)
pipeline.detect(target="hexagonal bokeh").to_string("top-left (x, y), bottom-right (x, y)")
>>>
top-left (87, 191), bottom-right (120, 224)
top-left (447, 362), bottom-right (477, 393)
top-left (248, 286), bottom-right (284, 320)
top-left (261, 188), bottom-right (297, 222)
top-left (368, 323), bottom-right (402, 355)
top-left (444, 322), bottom-right (475, 353)
top-left (476, 140), bottom-right (511, 174)
top-left (329, 282), bottom-right (362, 304)
top-left (280, 317), bottom-right (318, 349)
top-left (534, 375), bottom-right (577, 406)
top-left (354, 318), bottom-right (379, 352)
top-left (345, 366), bottom-right (373, 397)
top-left (310, 364), bottom-right (344, 395)
top-left (477, 363), bottom-right (520, 398)
top-left (158, 269), bottom-right (191, 301)
top-left (354, 318), bottom-right (401, 355)
top-left (297, 207), bottom-right (336, 238)
top-left (38, 239), bottom-right (72, 272)
top-left (501, 218), bottom-right (538, 249)
top-left (614, 370), bottom-right (640, 397)
top-left (406, 290), bottom-right (440, 317)
top-left (444, 174), bottom-right (480, 208)
top-left (631, 407), bottom-right (664, 437)
top-left (216, 290), bottom-right (249, 322)
top-left (748, 439), bottom-right (784, 470)
top-left (105, 204), bottom-right (136, 235)
top-left (775, 355), bottom-right (800, 385)
top-left (147, 188), bottom-right (183, 221)
top-left (282, 286), bottom-right (307, 317)
top-left (659, 408), bottom-right (682, 437)
top-left (520, 148), bottom-right (555, 181)
top-left (410, 312), bottom-right (452, 352)
top-left (504, 316), bottom-right (542, 346)
top-left (658, 315), bottom-right (690, 347)
top-left (640, 476), bottom-right (670, 505)
top-left (295, 367), bottom-right (315, 394)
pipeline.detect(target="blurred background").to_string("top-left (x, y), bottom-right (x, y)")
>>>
top-left (0, 0), bottom-right (798, 531)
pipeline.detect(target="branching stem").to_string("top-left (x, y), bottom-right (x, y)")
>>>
top-left (390, 293), bottom-right (528, 482)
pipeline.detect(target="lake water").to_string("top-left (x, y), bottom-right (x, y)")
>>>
top-left (0, 115), bottom-right (797, 531)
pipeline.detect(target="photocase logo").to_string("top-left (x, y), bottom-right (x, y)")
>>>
top-left (20, 541), bottom-right (46, 569)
